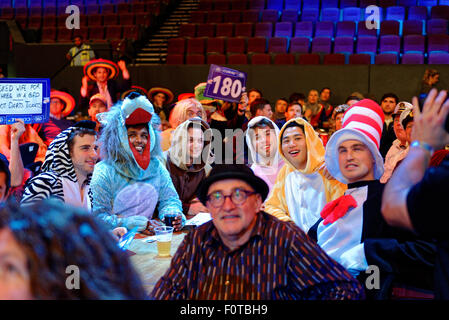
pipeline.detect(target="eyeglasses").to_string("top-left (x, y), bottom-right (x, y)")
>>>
top-left (206, 188), bottom-right (257, 208)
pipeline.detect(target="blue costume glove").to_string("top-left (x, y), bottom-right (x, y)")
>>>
top-left (121, 215), bottom-right (149, 231)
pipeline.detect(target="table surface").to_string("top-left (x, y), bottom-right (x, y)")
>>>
top-left (128, 231), bottom-right (187, 295)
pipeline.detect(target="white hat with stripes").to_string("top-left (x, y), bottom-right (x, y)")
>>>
top-left (325, 99), bottom-right (385, 184)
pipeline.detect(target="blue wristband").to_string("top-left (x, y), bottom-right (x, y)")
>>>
top-left (410, 140), bottom-right (434, 157)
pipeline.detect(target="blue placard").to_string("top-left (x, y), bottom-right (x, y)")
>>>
top-left (0, 78), bottom-right (51, 125)
top-left (204, 64), bottom-right (247, 103)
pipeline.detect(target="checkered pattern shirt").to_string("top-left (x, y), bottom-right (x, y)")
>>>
top-left (150, 211), bottom-right (364, 300)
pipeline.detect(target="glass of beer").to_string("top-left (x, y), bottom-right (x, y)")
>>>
top-left (154, 226), bottom-right (174, 257)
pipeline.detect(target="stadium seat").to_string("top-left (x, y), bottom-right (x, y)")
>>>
top-left (315, 21), bottom-right (334, 37)
top-left (166, 54), bottom-right (184, 64)
top-left (323, 53), bottom-right (346, 64)
top-left (103, 14), bottom-right (119, 26)
top-left (430, 5), bottom-right (449, 20)
top-left (261, 9), bottom-right (279, 23)
top-left (227, 37), bottom-right (246, 53)
top-left (380, 20), bottom-right (400, 36)
top-left (235, 22), bottom-right (254, 37)
top-left (281, 9), bottom-right (299, 22)
top-left (207, 11), bottom-right (225, 23)
top-left (251, 53), bottom-right (272, 64)
top-left (190, 11), bottom-right (206, 24)
top-left (285, 0), bottom-right (301, 10)
top-left (274, 53), bottom-right (296, 64)
top-left (301, 8), bottom-right (320, 21)
top-left (87, 14), bottom-right (103, 27)
top-left (403, 35), bottom-right (425, 53)
top-left (295, 21), bottom-right (314, 38)
top-left (290, 37), bottom-right (310, 53)
top-left (268, 37), bottom-right (288, 53)
top-left (356, 36), bottom-right (378, 54)
top-left (340, 0), bottom-right (358, 8)
top-left (321, 7), bottom-right (340, 22)
top-left (179, 23), bottom-right (196, 37)
top-left (267, 0), bottom-right (284, 11)
top-left (403, 20), bottom-right (424, 35)
top-left (255, 22), bottom-right (273, 37)
top-left (120, 13), bottom-right (135, 26)
top-left (187, 38), bottom-right (206, 54)
top-left (375, 53), bottom-right (398, 64)
top-left (408, 6), bottom-right (428, 20)
top-left (242, 10), bottom-right (261, 22)
top-left (248, 37), bottom-right (267, 53)
top-left (298, 53), bottom-right (320, 64)
top-left (216, 23), bottom-right (234, 37)
top-left (334, 36), bottom-right (354, 53)
top-left (228, 53), bottom-right (249, 64)
top-left (207, 54), bottom-right (227, 65)
top-left (206, 37), bottom-right (225, 53)
top-left (386, 6), bottom-right (406, 21)
top-left (379, 35), bottom-right (400, 53)
top-left (197, 23), bottom-right (216, 37)
top-left (186, 54), bottom-right (205, 64)
top-left (167, 38), bottom-right (186, 55)
top-left (303, 0), bottom-right (320, 9)
top-left (342, 7), bottom-right (361, 21)
top-left (275, 22), bottom-right (293, 37)
top-left (311, 36), bottom-right (332, 54)
top-left (427, 19), bottom-right (448, 35)
top-left (349, 53), bottom-right (372, 64)
top-left (357, 20), bottom-right (378, 37)
top-left (336, 21), bottom-right (356, 37)
top-left (224, 10), bottom-right (242, 23)
top-left (427, 34), bottom-right (449, 53)
top-left (428, 51), bottom-right (449, 64)
top-left (401, 52), bottom-right (424, 64)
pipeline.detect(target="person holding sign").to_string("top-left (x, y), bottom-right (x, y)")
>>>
top-left (79, 59), bottom-right (131, 115)
top-left (0, 123), bottom-right (47, 164)
top-left (21, 121), bottom-right (98, 210)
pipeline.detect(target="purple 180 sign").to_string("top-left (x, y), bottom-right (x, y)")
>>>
top-left (204, 64), bottom-right (247, 103)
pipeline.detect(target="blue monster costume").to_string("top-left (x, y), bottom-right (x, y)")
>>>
top-left (90, 94), bottom-right (184, 230)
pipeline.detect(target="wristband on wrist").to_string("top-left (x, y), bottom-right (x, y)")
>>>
top-left (410, 140), bottom-right (434, 157)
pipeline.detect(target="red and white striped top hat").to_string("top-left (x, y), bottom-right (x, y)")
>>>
top-left (325, 99), bottom-right (385, 184)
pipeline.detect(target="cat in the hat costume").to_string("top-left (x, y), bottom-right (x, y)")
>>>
top-left (308, 99), bottom-right (436, 300)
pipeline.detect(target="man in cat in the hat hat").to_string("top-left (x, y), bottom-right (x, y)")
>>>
top-left (79, 58), bottom-right (131, 115)
top-left (308, 99), bottom-right (436, 300)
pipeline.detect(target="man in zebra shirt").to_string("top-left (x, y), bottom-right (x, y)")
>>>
top-left (21, 120), bottom-right (99, 210)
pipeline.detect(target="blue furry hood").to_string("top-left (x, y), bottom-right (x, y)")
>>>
top-left (98, 95), bottom-right (163, 180)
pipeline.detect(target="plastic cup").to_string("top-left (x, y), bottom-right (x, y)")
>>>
top-left (154, 226), bottom-right (174, 257)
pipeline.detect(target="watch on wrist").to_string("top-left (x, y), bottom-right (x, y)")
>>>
top-left (410, 140), bottom-right (434, 157)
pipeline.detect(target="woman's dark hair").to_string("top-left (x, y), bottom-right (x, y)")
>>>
top-left (0, 199), bottom-right (148, 299)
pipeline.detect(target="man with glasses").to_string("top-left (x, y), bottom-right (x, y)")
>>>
top-left (151, 164), bottom-right (364, 300)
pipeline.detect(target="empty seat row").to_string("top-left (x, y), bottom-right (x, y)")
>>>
top-left (179, 20), bottom-right (447, 38)
top-left (14, 13), bottom-right (152, 30)
top-left (190, 6), bottom-right (449, 24)
top-left (169, 35), bottom-right (449, 55)
top-left (198, 0), bottom-right (449, 11)
top-left (40, 25), bottom-right (141, 43)
top-left (0, 2), bottom-right (160, 18)
top-left (166, 51), bottom-right (449, 65)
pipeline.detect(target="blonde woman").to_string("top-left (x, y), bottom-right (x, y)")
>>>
top-left (160, 98), bottom-right (207, 151)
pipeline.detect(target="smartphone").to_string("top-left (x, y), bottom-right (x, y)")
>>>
top-left (419, 94), bottom-right (449, 133)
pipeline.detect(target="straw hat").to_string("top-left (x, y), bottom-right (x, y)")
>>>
top-left (83, 58), bottom-right (119, 81)
top-left (50, 90), bottom-right (76, 117)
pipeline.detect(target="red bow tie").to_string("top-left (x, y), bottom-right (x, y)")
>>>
top-left (320, 194), bottom-right (358, 226)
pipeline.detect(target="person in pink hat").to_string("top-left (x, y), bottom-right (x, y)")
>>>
top-left (308, 99), bottom-right (436, 300)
